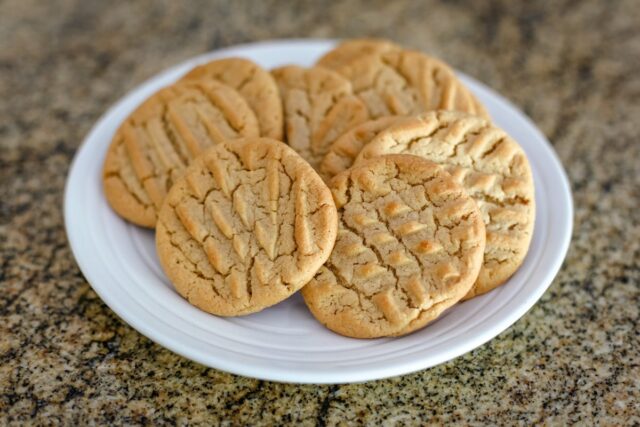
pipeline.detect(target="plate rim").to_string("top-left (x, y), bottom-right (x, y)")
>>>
top-left (64, 38), bottom-right (573, 384)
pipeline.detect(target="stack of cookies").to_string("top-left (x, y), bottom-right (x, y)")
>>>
top-left (103, 39), bottom-right (535, 339)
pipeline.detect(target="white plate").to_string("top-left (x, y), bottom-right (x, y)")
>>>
top-left (64, 39), bottom-right (572, 384)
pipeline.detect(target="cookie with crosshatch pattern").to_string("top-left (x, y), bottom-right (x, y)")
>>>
top-left (156, 137), bottom-right (338, 316)
top-left (301, 155), bottom-right (486, 338)
top-left (356, 110), bottom-right (535, 299)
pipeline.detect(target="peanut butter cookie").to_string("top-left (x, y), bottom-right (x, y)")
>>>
top-left (336, 49), bottom-right (489, 120)
top-left (356, 111), bottom-right (535, 298)
top-left (156, 137), bottom-right (338, 316)
top-left (182, 57), bottom-right (283, 140)
top-left (302, 155), bottom-right (485, 338)
top-left (319, 116), bottom-right (405, 181)
top-left (103, 80), bottom-right (260, 227)
top-left (271, 65), bottom-right (368, 171)
top-left (316, 38), bottom-right (400, 70)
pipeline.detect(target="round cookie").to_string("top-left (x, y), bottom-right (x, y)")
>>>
top-left (319, 116), bottom-right (405, 181)
top-left (302, 155), bottom-right (486, 338)
top-left (103, 80), bottom-right (260, 228)
top-left (181, 57), bottom-right (284, 140)
top-left (316, 38), bottom-right (400, 70)
top-left (271, 65), bottom-right (368, 171)
top-left (356, 111), bottom-right (535, 299)
top-left (336, 49), bottom-right (490, 120)
top-left (156, 137), bottom-right (338, 316)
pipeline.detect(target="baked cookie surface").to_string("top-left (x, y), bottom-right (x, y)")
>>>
top-left (103, 80), bottom-right (259, 227)
top-left (302, 155), bottom-right (485, 338)
top-left (319, 116), bottom-right (404, 181)
top-left (357, 111), bottom-right (535, 298)
top-left (316, 38), bottom-right (400, 70)
top-left (272, 65), bottom-right (368, 171)
top-left (182, 57), bottom-right (284, 140)
top-left (336, 49), bottom-right (489, 120)
top-left (156, 137), bottom-right (338, 316)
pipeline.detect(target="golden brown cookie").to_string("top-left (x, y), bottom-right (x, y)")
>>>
top-left (103, 80), bottom-right (260, 228)
top-left (182, 57), bottom-right (284, 140)
top-left (319, 116), bottom-right (405, 181)
top-left (301, 155), bottom-right (486, 338)
top-left (316, 38), bottom-right (400, 70)
top-left (271, 65), bottom-right (368, 171)
top-left (356, 111), bottom-right (535, 298)
top-left (156, 137), bottom-right (338, 316)
top-left (336, 49), bottom-right (489, 120)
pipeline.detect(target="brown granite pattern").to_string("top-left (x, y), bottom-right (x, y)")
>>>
top-left (1, 0), bottom-right (639, 424)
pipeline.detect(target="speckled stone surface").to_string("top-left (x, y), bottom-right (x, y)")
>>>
top-left (1, 0), bottom-right (639, 424)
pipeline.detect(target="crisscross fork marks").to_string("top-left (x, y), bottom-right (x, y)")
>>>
top-left (356, 111), bottom-right (534, 298)
top-left (303, 155), bottom-right (485, 337)
top-left (157, 138), bottom-right (337, 317)
top-left (341, 170), bottom-right (478, 318)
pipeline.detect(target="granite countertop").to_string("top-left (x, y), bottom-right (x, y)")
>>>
top-left (1, 0), bottom-right (638, 424)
